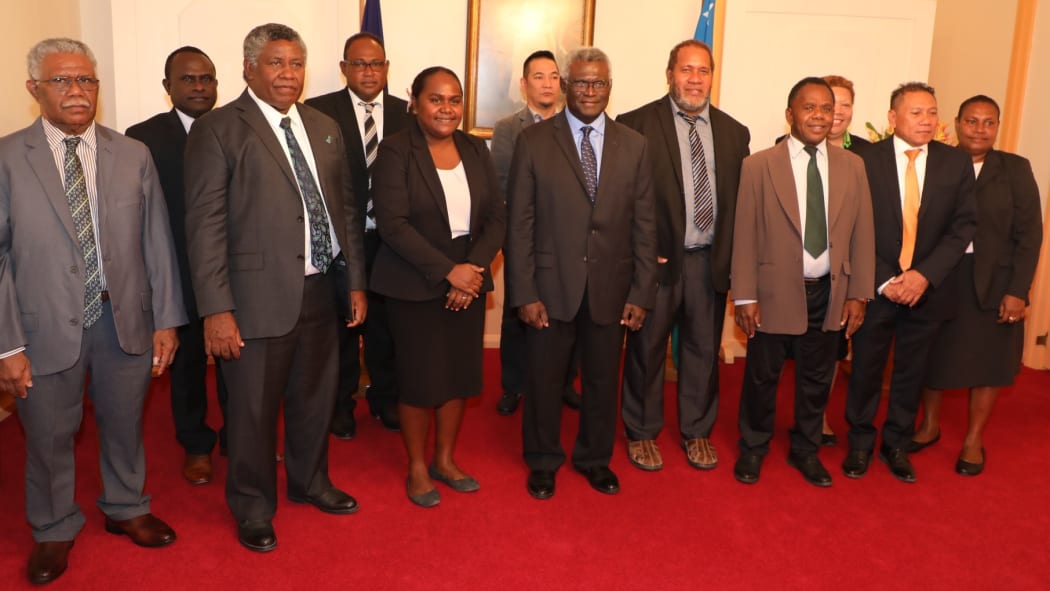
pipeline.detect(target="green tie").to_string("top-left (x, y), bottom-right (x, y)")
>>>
top-left (803, 145), bottom-right (827, 258)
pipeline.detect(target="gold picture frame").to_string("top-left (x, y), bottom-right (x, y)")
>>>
top-left (464, 0), bottom-right (596, 138)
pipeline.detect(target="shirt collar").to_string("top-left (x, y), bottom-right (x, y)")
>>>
top-left (41, 117), bottom-right (97, 150)
top-left (174, 108), bottom-right (196, 133)
top-left (669, 95), bottom-right (711, 123)
top-left (564, 109), bottom-right (606, 137)
top-left (247, 86), bottom-right (302, 129)
top-left (893, 134), bottom-right (927, 157)
top-left (348, 88), bottom-right (384, 108)
top-left (786, 134), bottom-right (826, 158)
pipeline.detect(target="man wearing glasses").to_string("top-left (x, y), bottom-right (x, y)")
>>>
top-left (0, 38), bottom-right (185, 584)
top-left (506, 47), bottom-right (657, 499)
top-left (307, 32), bottom-right (413, 438)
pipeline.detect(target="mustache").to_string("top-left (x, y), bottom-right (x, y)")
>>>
top-left (61, 100), bottom-right (92, 109)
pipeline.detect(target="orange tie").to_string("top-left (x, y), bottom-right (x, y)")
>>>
top-left (899, 149), bottom-right (921, 270)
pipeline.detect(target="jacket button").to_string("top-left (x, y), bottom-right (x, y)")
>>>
top-left (297, 216), bottom-right (304, 223)
top-left (69, 318), bottom-right (78, 326)
top-left (297, 254), bottom-right (305, 260)
top-left (70, 266), bottom-right (78, 274)
top-left (583, 256), bottom-right (588, 262)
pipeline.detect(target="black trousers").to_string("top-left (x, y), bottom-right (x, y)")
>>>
top-left (846, 295), bottom-right (943, 451)
top-left (500, 301), bottom-right (580, 396)
top-left (169, 312), bottom-right (228, 455)
top-left (737, 276), bottom-right (839, 456)
top-left (522, 293), bottom-right (624, 471)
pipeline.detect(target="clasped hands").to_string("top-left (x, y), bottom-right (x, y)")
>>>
top-left (445, 263), bottom-right (485, 311)
top-left (882, 269), bottom-right (929, 307)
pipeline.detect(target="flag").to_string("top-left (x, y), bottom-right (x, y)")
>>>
top-left (694, 0), bottom-right (716, 46)
top-left (361, 0), bottom-right (384, 43)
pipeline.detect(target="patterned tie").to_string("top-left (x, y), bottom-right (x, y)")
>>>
top-left (280, 117), bottom-right (333, 273)
top-left (63, 137), bottom-right (103, 327)
top-left (802, 145), bottom-right (827, 258)
top-left (360, 101), bottom-right (378, 223)
top-left (677, 112), bottom-right (714, 232)
top-left (899, 149), bottom-right (922, 270)
top-left (580, 126), bottom-right (598, 203)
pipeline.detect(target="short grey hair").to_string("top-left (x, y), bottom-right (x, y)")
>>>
top-left (27, 38), bottom-right (96, 80)
top-left (561, 47), bottom-right (611, 79)
top-left (243, 23), bottom-right (307, 68)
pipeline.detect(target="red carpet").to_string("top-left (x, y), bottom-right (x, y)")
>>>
top-left (1, 351), bottom-right (1049, 590)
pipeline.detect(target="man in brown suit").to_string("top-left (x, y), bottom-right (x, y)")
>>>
top-left (506, 47), bottom-right (657, 499)
top-left (731, 77), bottom-right (874, 487)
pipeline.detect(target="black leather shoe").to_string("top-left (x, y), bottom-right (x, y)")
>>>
top-left (842, 449), bottom-right (872, 479)
top-left (733, 453), bottom-right (763, 484)
top-left (526, 470), bottom-right (556, 500)
top-left (497, 391), bottom-right (522, 415)
top-left (820, 433), bottom-right (838, 447)
top-left (370, 404), bottom-right (401, 432)
top-left (787, 452), bottom-right (832, 487)
top-left (27, 540), bottom-right (74, 584)
top-left (562, 387), bottom-right (582, 410)
top-left (288, 487), bottom-right (359, 514)
top-left (955, 448), bottom-right (985, 476)
top-left (905, 431), bottom-right (941, 453)
top-left (238, 521), bottom-right (277, 552)
top-left (574, 465), bottom-right (619, 494)
top-left (329, 409), bottom-right (356, 440)
top-left (879, 446), bottom-right (917, 483)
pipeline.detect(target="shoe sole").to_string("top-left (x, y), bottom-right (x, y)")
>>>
top-left (239, 537), bottom-right (277, 552)
top-left (878, 453), bottom-right (917, 483)
top-left (527, 486), bottom-right (554, 500)
top-left (733, 472), bottom-right (759, 484)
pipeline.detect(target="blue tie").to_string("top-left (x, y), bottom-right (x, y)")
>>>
top-left (280, 117), bottom-right (333, 273)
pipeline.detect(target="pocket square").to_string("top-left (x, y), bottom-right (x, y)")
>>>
top-left (326, 135), bottom-right (333, 144)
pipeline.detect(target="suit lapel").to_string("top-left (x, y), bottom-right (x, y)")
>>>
top-left (975, 149), bottom-right (999, 192)
top-left (657, 97), bottom-right (685, 196)
top-left (918, 142), bottom-right (942, 223)
top-left (770, 141), bottom-right (802, 237)
top-left (594, 119), bottom-right (620, 206)
top-left (409, 125), bottom-right (451, 229)
top-left (25, 120), bottom-right (78, 244)
top-left (95, 126), bottom-right (116, 241)
top-left (877, 140), bottom-right (903, 229)
top-left (234, 91), bottom-right (300, 194)
top-left (301, 107), bottom-right (341, 219)
top-left (552, 112), bottom-right (591, 200)
top-left (826, 146), bottom-right (845, 231)
top-left (337, 92), bottom-right (366, 162)
top-left (454, 133), bottom-right (488, 235)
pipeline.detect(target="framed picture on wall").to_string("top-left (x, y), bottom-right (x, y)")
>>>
top-left (464, 0), bottom-right (596, 138)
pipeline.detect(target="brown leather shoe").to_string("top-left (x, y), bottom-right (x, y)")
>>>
top-left (182, 454), bottom-right (212, 485)
top-left (104, 513), bottom-right (176, 547)
top-left (682, 438), bottom-right (718, 469)
top-left (27, 540), bottom-right (73, 584)
top-left (626, 439), bottom-right (663, 471)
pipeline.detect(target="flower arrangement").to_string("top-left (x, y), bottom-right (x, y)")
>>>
top-left (864, 121), bottom-right (954, 145)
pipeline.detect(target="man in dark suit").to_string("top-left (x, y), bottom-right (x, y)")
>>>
top-left (490, 49), bottom-right (580, 416)
top-left (617, 40), bottom-right (750, 472)
top-left (305, 32), bottom-right (412, 436)
top-left (507, 47), bottom-right (657, 499)
top-left (731, 78), bottom-right (874, 487)
top-left (184, 23), bottom-right (368, 552)
top-left (126, 46), bottom-right (228, 486)
top-left (0, 38), bottom-right (185, 584)
top-left (843, 82), bottom-right (976, 483)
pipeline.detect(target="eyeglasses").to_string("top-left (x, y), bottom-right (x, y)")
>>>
top-left (345, 59), bottom-right (387, 71)
top-left (35, 76), bottom-right (100, 92)
top-left (567, 79), bottom-right (609, 92)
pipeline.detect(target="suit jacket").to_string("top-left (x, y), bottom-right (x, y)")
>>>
top-left (731, 140), bottom-right (875, 334)
top-left (369, 122), bottom-right (506, 300)
top-left (125, 109), bottom-right (196, 314)
top-left (862, 138), bottom-right (977, 320)
top-left (183, 90), bottom-right (366, 338)
top-left (505, 111), bottom-right (658, 325)
top-left (617, 96), bottom-right (750, 292)
top-left (490, 106), bottom-right (536, 197)
top-left (970, 149), bottom-right (1043, 308)
top-left (304, 89), bottom-right (413, 227)
top-left (0, 119), bottom-right (185, 374)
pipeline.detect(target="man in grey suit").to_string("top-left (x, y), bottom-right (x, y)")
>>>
top-left (507, 47), bottom-right (657, 499)
top-left (0, 38), bottom-right (185, 584)
top-left (617, 40), bottom-right (750, 472)
top-left (490, 50), bottom-right (580, 415)
top-left (184, 23), bottom-right (368, 553)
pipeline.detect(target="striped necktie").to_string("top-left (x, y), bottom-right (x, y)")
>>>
top-left (361, 101), bottom-right (378, 223)
top-left (63, 137), bottom-right (103, 327)
top-left (677, 112), bottom-right (714, 232)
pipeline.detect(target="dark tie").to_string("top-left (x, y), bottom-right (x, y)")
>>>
top-left (677, 112), bottom-right (714, 232)
top-left (63, 137), bottom-right (103, 327)
top-left (360, 101), bottom-right (378, 222)
top-left (803, 145), bottom-right (827, 258)
top-left (280, 117), bottom-right (333, 273)
top-left (580, 126), bottom-right (598, 203)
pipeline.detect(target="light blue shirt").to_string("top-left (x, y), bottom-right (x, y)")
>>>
top-left (564, 109), bottom-right (605, 181)
top-left (670, 97), bottom-right (717, 248)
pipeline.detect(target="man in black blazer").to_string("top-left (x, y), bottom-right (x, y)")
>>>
top-left (126, 46), bottom-right (228, 487)
top-left (507, 48), bottom-right (658, 499)
top-left (184, 23), bottom-right (368, 552)
top-left (617, 40), bottom-right (749, 472)
top-left (843, 82), bottom-right (976, 483)
top-left (305, 32), bottom-right (412, 437)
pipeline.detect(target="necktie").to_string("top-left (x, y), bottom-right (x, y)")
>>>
top-left (63, 137), bottom-right (103, 327)
top-left (899, 149), bottom-right (921, 270)
top-left (580, 126), bottom-right (598, 203)
top-left (802, 145), bottom-right (827, 258)
top-left (280, 117), bottom-right (333, 273)
top-left (360, 101), bottom-right (378, 223)
top-left (677, 112), bottom-right (714, 232)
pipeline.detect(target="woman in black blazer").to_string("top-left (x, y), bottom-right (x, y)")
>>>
top-left (370, 66), bottom-right (506, 506)
top-left (914, 95), bottom-right (1043, 475)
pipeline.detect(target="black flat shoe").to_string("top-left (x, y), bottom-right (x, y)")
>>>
top-left (370, 404), bottom-right (401, 432)
top-left (497, 392), bottom-right (522, 415)
top-left (288, 487), bottom-right (359, 514)
top-left (733, 453), bottom-right (762, 484)
top-left (842, 449), bottom-right (872, 479)
top-left (905, 431), bottom-right (941, 453)
top-left (238, 521), bottom-right (277, 552)
top-left (787, 452), bottom-right (832, 487)
top-left (574, 465), bottom-right (619, 494)
top-left (329, 410), bottom-right (356, 440)
top-left (406, 479), bottom-right (440, 508)
top-left (879, 446), bottom-right (916, 483)
top-left (955, 448), bottom-right (985, 476)
top-left (526, 469), bottom-right (556, 500)
top-left (820, 433), bottom-right (837, 447)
